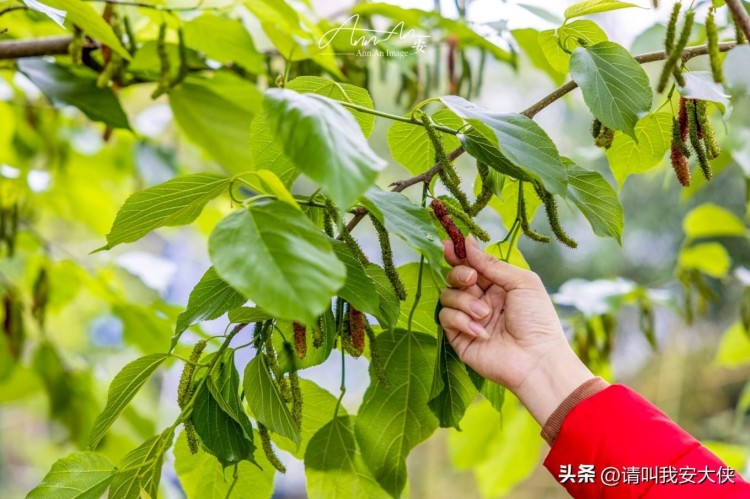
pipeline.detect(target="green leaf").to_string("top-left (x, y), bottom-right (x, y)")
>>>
top-left (113, 303), bottom-right (172, 354)
top-left (332, 241), bottom-right (381, 322)
top-left (449, 397), bottom-right (543, 497)
top-left (517, 3), bottom-right (563, 24)
top-left (605, 112), bottom-right (672, 187)
top-left (228, 307), bottom-right (274, 324)
top-left (366, 264), bottom-right (401, 331)
top-left (355, 329), bottom-right (439, 496)
top-left (563, 158), bottom-right (624, 243)
top-left (678, 243), bottom-right (731, 278)
top-left (428, 328), bottom-right (477, 429)
top-left (360, 187), bottom-right (446, 284)
top-left (564, 0), bottom-right (640, 19)
top-left (209, 203), bottom-right (346, 325)
top-left (243, 354), bottom-right (301, 445)
top-left (715, 322), bottom-right (750, 367)
top-left (570, 41), bottom-right (652, 139)
top-left (387, 110), bottom-right (463, 175)
top-left (441, 96), bottom-right (569, 196)
top-left (248, 113), bottom-right (299, 188)
top-left (175, 432), bottom-right (275, 499)
top-left (183, 14), bottom-right (265, 73)
top-left (193, 381), bottom-right (254, 465)
top-left (244, 169), bottom-right (301, 210)
top-left (459, 119), bottom-right (536, 182)
top-left (678, 71), bottom-right (731, 113)
top-left (101, 173), bottom-right (230, 250)
top-left (174, 267), bottom-right (246, 344)
top-left (683, 203), bottom-right (746, 239)
top-left (207, 350), bottom-right (255, 443)
top-left (28, 452), bottom-right (116, 499)
top-left (538, 20), bottom-right (608, 74)
top-left (511, 28), bottom-right (566, 85)
top-left (263, 89), bottom-right (386, 208)
top-left (88, 354), bottom-right (167, 450)
top-left (468, 370), bottom-right (506, 413)
top-left (305, 416), bottom-right (390, 499)
top-left (396, 262), bottom-right (441, 335)
top-left (17, 59), bottom-right (130, 129)
top-left (25, 0), bottom-right (130, 59)
top-left (109, 431), bottom-right (172, 499)
top-left (273, 379), bottom-right (342, 459)
top-left (286, 76), bottom-right (377, 137)
top-left (724, 45), bottom-right (750, 94)
top-left (170, 73), bottom-right (262, 174)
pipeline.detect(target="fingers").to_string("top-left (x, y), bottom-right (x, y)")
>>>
top-left (446, 265), bottom-right (477, 288)
top-left (440, 289), bottom-right (490, 321)
top-left (438, 306), bottom-right (490, 339)
top-left (442, 240), bottom-right (465, 266)
top-left (465, 236), bottom-right (540, 291)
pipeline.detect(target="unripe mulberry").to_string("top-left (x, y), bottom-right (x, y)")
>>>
top-left (371, 216), bottom-right (406, 301)
top-left (468, 162), bottom-right (493, 216)
top-left (696, 100), bottom-right (720, 159)
top-left (365, 324), bottom-right (389, 387)
top-left (519, 186), bottom-right (550, 243)
top-left (292, 322), bottom-right (307, 359)
top-left (184, 419), bottom-right (200, 454)
top-left (431, 199), bottom-right (466, 258)
top-left (534, 185), bottom-right (578, 249)
top-left (441, 196), bottom-right (490, 242)
top-left (288, 370), bottom-right (303, 431)
top-left (665, 2), bottom-right (681, 54)
top-left (258, 422), bottom-right (286, 473)
top-left (177, 340), bottom-right (207, 408)
top-left (706, 8), bottom-right (723, 84)
top-left (593, 125), bottom-right (615, 150)
top-left (685, 99), bottom-right (712, 181)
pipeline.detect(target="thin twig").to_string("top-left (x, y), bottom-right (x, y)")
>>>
top-left (0, 5), bottom-right (27, 19)
top-left (726, 0), bottom-right (750, 43)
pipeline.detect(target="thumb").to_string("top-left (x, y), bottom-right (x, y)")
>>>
top-left (465, 236), bottom-right (534, 291)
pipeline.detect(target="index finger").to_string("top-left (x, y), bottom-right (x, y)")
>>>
top-left (465, 236), bottom-right (538, 291)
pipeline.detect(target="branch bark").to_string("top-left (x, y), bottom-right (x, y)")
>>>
top-left (726, 0), bottom-right (750, 43)
top-left (347, 41), bottom-right (738, 233)
top-left (0, 36), bottom-right (73, 59)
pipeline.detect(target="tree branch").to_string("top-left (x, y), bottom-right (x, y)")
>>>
top-left (726, 0), bottom-right (750, 43)
top-left (0, 36), bottom-right (74, 59)
top-left (347, 41), bottom-right (738, 233)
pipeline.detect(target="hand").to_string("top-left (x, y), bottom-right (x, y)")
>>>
top-left (438, 236), bottom-right (595, 425)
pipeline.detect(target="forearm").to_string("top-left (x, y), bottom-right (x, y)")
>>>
top-left (512, 345), bottom-right (599, 428)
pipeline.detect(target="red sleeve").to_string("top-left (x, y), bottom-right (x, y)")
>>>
top-left (543, 384), bottom-right (750, 498)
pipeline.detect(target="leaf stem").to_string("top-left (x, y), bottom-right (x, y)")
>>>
top-left (338, 101), bottom-right (459, 135)
top-left (225, 463), bottom-right (239, 499)
top-left (408, 257), bottom-right (425, 331)
top-left (333, 343), bottom-right (346, 417)
top-left (170, 353), bottom-right (210, 367)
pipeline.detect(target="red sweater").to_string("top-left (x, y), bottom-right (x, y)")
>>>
top-left (543, 384), bottom-right (750, 497)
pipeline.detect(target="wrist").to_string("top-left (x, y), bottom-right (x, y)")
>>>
top-left (512, 344), bottom-right (595, 427)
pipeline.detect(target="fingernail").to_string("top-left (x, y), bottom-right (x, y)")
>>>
top-left (469, 321), bottom-right (490, 339)
top-left (470, 301), bottom-right (490, 318)
top-left (459, 268), bottom-right (475, 283)
top-left (468, 236), bottom-right (480, 249)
